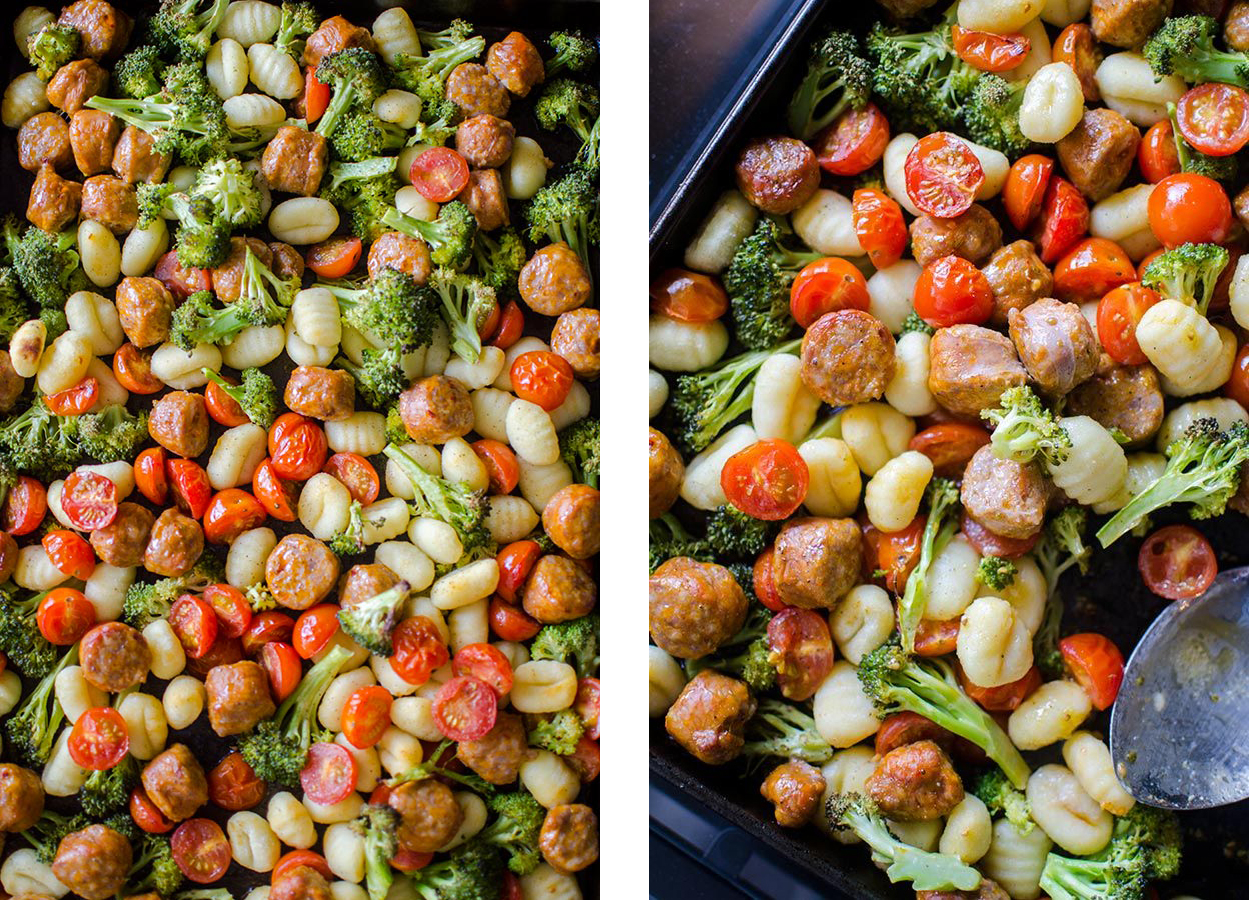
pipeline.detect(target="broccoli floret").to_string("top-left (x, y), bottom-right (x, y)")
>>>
top-left (529, 614), bottom-right (599, 678)
top-left (1144, 15), bottom-right (1249, 86)
top-left (0, 588), bottom-right (57, 678)
top-left (274, 1), bottom-right (318, 60)
top-left (546, 31), bottom-right (596, 77)
top-left (246, 581), bottom-right (276, 611)
top-left (787, 29), bottom-right (871, 140)
top-left (382, 201), bottom-right (478, 271)
top-left (705, 504), bottom-right (774, 560)
top-left (0, 268), bottom-right (29, 342)
top-left (327, 499), bottom-right (368, 557)
top-left (194, 157), bottom-right (265, 228)
top-left (352, 804), bottom-right (399, 900)
top-left (897, 478), bottom-right (961, 654)
top-left (473, 228), bottom-right (527, 295)
top-left (1168, 101), bottom-right (1238, 184)
top-left (1098, 418), bottom-right (1249, 546)
top-left (900, 310), bottom-right (935, 335)
top-left (28, 25), bottom-right (80, 81)
top-left (648, 513), bottom-right (711, 572)
top-left (323, 267), bottom-right (439, 352)
top-left (858, 635), bottom-right (1031, 788)
top-left (149, 0), bottom-right (231, 60)
top-left (742, 700), bottom-right (834, 766)
top-left (408, 839), bottom-right (504, 900)
top-left (722, 217), bottom-right (820, 351)
top-left (239, 644), bottom-right (353, 787)
top-left (695, 603), bottom-right (775, 693)
top-left (203, 368), bottom-right (277, 428)
top-left (669, 338), bottom-right (802, 454)
top-left (1039, 804), bottom-right (1183, 900)
top-left (971, 767), bottom-right (1034, 834)
top-left (1034, 507), bottom-right (1092, 677)
top-left (135, 186), bottom-right (230, 268)
top-left (0, 399), bottom-right (83, 481)
top-left (315, 49), bottom-right (406, 161)
top-left (528, 709), bottom-right (584, 756)
top-left (558, 418), bottom-right (599, 488)
top-left (384, 405), bottom-right (407, 444)
top-left (478, 791), bottom-right (543, 875)
top-left (4, 219), bottom-right (86, 312)
top-left (826, 792), bottom-right (983, 890)
top-left (169, 290), bottom-right (243, 349)
top-left (1139, 242), bottom-right (1228, 315)
top-left (113, 44), bottom-right (165, 98)
top-left (389, 739), bottom-right (497, 795)
top-left (122, 560), bottom-right (221, 629)
top-left (524, 167), bottom-right (598, 273)
top-left (424, 268), bottom-right (498, 364)
top-left (389, 28), bottom-right (485, 108)
top-left (319, 155), bottom-right (397, 202)
top-left (336, 347), bottom-right (408, 410)
top-left (336, 580), bottom-right (412, 655)
top-left (535, 79), bottom-right (599, 147)
top-left (963, 73), bottom-right (1030, 158)
top-left (5, 645), bottom-right (75, 766)
top-left (128, 832), bottom-right (185, 897)
top-left (383, 442), bottom-right (492, 554)
top-left (76, 404), bottom-right (150, 463)
top-left (23, 809), bottom-right (88, 864)
top-left (865, 17), bottom-right (980, 136)
top-left (982, 385), bottom-right (1073, 468)
top-left (976, 556), bottom-right (1017, 591)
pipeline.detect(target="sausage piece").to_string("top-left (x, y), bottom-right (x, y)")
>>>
top-left (800, 309), bottom-right (896, 406)
top-left (58, 0), bottom-right (131, 61)
top-left (1056, 108), bottom-right (1140, 202)
top-left (927, 325), bottom-right (1028, 419)
top-left (1090, 0), bottom-right (1174, 49)
top-left (302, 15), bottom-right (377, 68)
top-left (260, 125), bottom-right (329, 196)
top-left (760, 760), bottom-right (827, 828)
top-left (446, 63), bottom-right (510, 118)
top-left (284, 366), bottom-right (355, 421)
top-left (551, 308), bottom-right (600, 378)
top-left (1227, 1), bottom-right (1249, 51)
top-left (917, 881), bottom-right (1012, 900)
top-left (0, 353), bottom-right (21, 415)
top-left (455, 114), bottom-right (516, 169)
top-left (539, 804), bottom-right (599, 874)
top-left (648, 427), bottom-right (684, 519)
top-left (79, 621), bottom-right (151, 692)
top-left (865, 740), bottom-right (964, 821)
top-left (0, 764), bottom-right (44, 832)
top-left (771, 517), bottom-right (862, 609)
top-left (909, 204), bottom-right (1003, 268)
top-left (26, 164), bottom-right (81, 232)
top-left (456, 711), bottom-right (527, 785)
top-left (148, 390), bottom-right (209, 458)
top-left (46, 58), bottom-right (108, 114)
top-left (266, 534), bottom-right (340, 611)
top-left (52, 825), bottom-right (132, 900)
top-left (1008, 298), bottom-right (1100, 396)
top-left (269, 241), bottom-right (305, 281)
top-left (982, 240), bottom-right (1052, 328)
top-left (143, 508), bottom-right (204, 577)
top-left (1066, 359), bottom-right (1164, 447)
top-left (206, 661), bottom-right (276, 737)
top-left (367, 232), bottom-right (431, 284)
top-left (458, 168), bottom-right (510, 231)
top-left (388, 778), bottom-right (463, 853)
top-left (960, 445), bottom-right (1049, 541)
top-left (17, 113), bottom-right (72, 173)
top-left (664, 670), bottom-right (756, 765)
top-left (69, 109), bottom-right (120, 176)
top-left (735, 136), bottom-right (819, 215)
top-left (649, 557), bottom-right (748, 659)
top-left (542, 484), bottom-right (600, 560)
top-left (116, 275), bottom-right (175, 349)
top-left (80, 174), bottom-right (137, 234)
top-left (338, 563), bottom-right (400, 608)
top-left (141, 744), bottom-right (208, 822)
top-left (90, 502), bottom-right (154, 567)
top-left (486, 32), bottom-right (545, 97)
top-left (521, 554), bottom-right (597, 624)
top-left (111, 126), bottom-right (171, 184)
top-left (519, 242), bottom-right (592, 315)
top-left (398, 375), bottom-right (473, 444)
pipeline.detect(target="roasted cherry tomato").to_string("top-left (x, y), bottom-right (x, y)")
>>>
top-left (69, 706), bottom-right (130, 770)
top-left (61, 470), bottom-right (118, 530)
top-left (322, 453), bottom-right (380, 504)
top-left (135, 447), bottom-right (169, 505)
top-left (1051, 23), bottom-right (1101, 100)
top-left (861, 516), bottom-right (925, 595)
top-left (304, 65), bottom-right (330, 122)
top-left (0, 533), bottom-right (19, 584)
top-left (852, 188), bottom-right (908, 270)
top-left (789, 257), bottom-right (870, 327)
top-left (36, 587), bottom-right (96, 644)
top-left (914, 255), bottom-right (994, 326)
top-left (566, 734), bottom-right (600, 783)
top-left (721, 439), bottom-right (809, 521)
top-left (1033, 176), bottom-right (1090, 264)
top-left (432, 675), bottom-right (498, 742)
top-left (1059, 633), bottom-right (1125, 710)
top-left (171, 818), bottom-right (231, 884)
top-left (1226, 343), bottom-right (1249, 410)
top-left (649, 268), bottom-right (729, 322)
top-left (913, 617), bottom-right (961, 657)
top-left (203, 489), bottom-right (266, 543)
top-left (452, 642), bottom-right (514, 698)
top-left (958, 664), bottom-right (1042, 712)
top-left (952, 24), bottom-right (1030, 71)
top-left (272, 422), bottom-right (328, 481)
top-left (960, 511), bottom-right (1040, 559)
top-left (203, 583), bottom-right (252, 639)
top-left (391, 616), bottom-right (450, 685)
top-left (130, 786), bottom-right (175, 834)
top-left (204, 376), bottom-right (248, 427)
top-left (1052, 237), bottom-right (1135, 302)
top-left (1097, 282), bottom-right (1163, 365)
top-left (167, 459), bottom-right (212, 519)
top-left (472, 439), bottom-right (520, 494)
top-left (1138, 524), bottom-right (1217, 601)
top-left (812, 102), bottom-right (890, 176)
top-left (154, 250), bottom-right (212, 300)
top-left (1003, 154), bottom-right (1054, 232)
top-left (268, 412), bottom-right (309, 455)
top-left (170, 593), bottom-right (220, 660)
top-left (253, 458), bottom-right (299, 522)
top-left (42, 530), bottom-right (95, 580)
top-left (242, 611), bottom-right (296, 655)
top-left (410, 147), bottom-right (470, 202)
top-left (1, 476), bottom-right (45, 536)
top-left (904, 131), bottom-right (984, 219)
top-left (753, 545), bottom-right (787, 612)
top-left (207, 751), bottom-right (266, 811)
top-left (272, 851), bottom-right (333, 884)
top-left (510, 351), bottom-right (575, 411)
top-left (1148, 173), bottom-right (1233, 248)
top-left (260, 640), bottom-right (301, 702)
top-left (489, 595), bottom-right (540, 641)
top-left (306, 236), bottom-right (362, 278)
top-left (293, 604), bottom-right (340, 659)
top-left (1177, 82), bottom-right (1249, 157)
top-left (488, 300), bottom-right (524, 349)
top-left (301, 742), bottom-right (358, 805)
top-left (1139, 120), bottom-right (1181, 184)
top-left (909, 424), bottom-right (991, 477)
top-left (875, 712), bottom-right (959, 757)
top-left (766, 608), bottom-right (835, 701)
top-left (496, 540), bottom-right (542, 603)
top-left (341, 685), bottom-right (393, 749)
top-left (112, 343), bottom-right (164, 394)
top-left (45, 377), bottom-right (98, 416)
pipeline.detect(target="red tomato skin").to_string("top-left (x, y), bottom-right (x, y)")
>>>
top-left (472, 440), bottom-right (520, 494)
top-left (913, 255), bottom-right (994, 327)
top-left (753, 546), bottom-right (788, 613)
top-left (1052, 237), bottom-right (1135, 302)
top-left (61, 470), bottom-right (118, 530)
top-left (1148, 173), bottom-right (1233, 248)
top-left (1139, 120), bottom-right (1181, 183)
top-left (909, 424), bottom-right (991, 477)
top-left (852, 188), bottom-right (907, 270)
top-left (171, 818), bottom-right (231, 884)
top-left (410, 147), bottom-right (471, 202)
top-left (306, 237), bottom-right (362, 278)
top-left (960, 511), bottom-right (1040, 559)
top-left (154, 250), bottom-right (212, 299)
top-left (170, 594), bottom-right (220, 660)
top-left (452, 642), bottom-right (514, 697)
top-left (241, 611), bottom-right (296, 656)
top-left (203, 584), bottom-right (252, 640)
top-left (391, 616), bottom-right (450, 685)
top-left (294, 604), bottom-right (340, 659)
top-left (1097, 283), bottom-right (1163, 366)
top-left (207, 751), bottom-right (266, 811)
top-left (489, 595), bottom-right (541, 641)
top-left (789, 258), bottom-right (870, 327)
top-left (135, 447), bottom-right (169, 505)
top-left (131, 786), bottom-right (175, 833)
top-left (959, 664), bottom-right (1042, 712)
top-left (904, 132), bottom-right (984, 218)
top-left (42, 530), bottom-right (95, 580)
top-left (261, 641), bottom-right (301, 702)
top-left (496, 541), bottom-right (541, 603)
top-left (720, 439), bottom-right (809, 521)
top-left (812, 102), bottom-right (890, 176)
top-left (68, 706), bottom-right (130, 770)
top-left (1176, 82), bottom-right (1249, 157)
top-left (113, 343), bottom-right (164, 394)
top-left (272, 422), bottom-right (329, 481)
top-left (300, 742), bottom-right (358, 805)
top-left (203, 489), bottom-right (267, 544)
top-left (951, 24), bottom-right (1030, 72)
top-left (341, 685), bottom-right (393, 749)
top-left (488, 300), bottom-right (524, 350)
top-left (861, 517), bottom-right (925, 595)
top-left (766, 607), bottom-right (836, 701)
top-left (36, 588), bottom-right (96, 645)
top-left (1033, 176), bottom-right (1090, 265)
top-left (575, 677), bottom-right (601, 740)
top-left (322, 453), bottom-right (380, 504)
top-left (649, 269), bottom-right (729, 322)
top-left (1138, 524), bottom-right (1218, 601)
top-left (304, 65), bottom-right (330, 122)
top-left (1, 477), bottom-right (45, 536)
top-left (1003, 154), bottom-right (1054, 231)
top-left (1059, 633), bottom-right (1125, 710)
top-left (253, 458), bottom-right (299, 522)
top-left (45, 377), bottom-right (98, 416)
top-left (510, 351), bottom-right (575, 411)
top-left (432, 675), bottom-right (498, 742)
top-left (167, 460), bottom-right (212, 519)
top-left (1226, 344), bottom-right (1249, 409)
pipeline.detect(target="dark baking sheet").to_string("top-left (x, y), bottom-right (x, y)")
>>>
top-left (0, 1), bottom-right (598, 897)
top-left (647, 2), bottom-right (1249, 897)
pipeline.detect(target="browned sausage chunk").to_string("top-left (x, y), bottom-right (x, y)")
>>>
top-left (367, 231), bottom-right (431, 283)
top-left (206, 661), bottom-right (277, 737)
top-left (69, 109), bottom-right (120, 176)
top-left (551, 308), bottom-right (600, 378)
top-left (446, 63), bottom-right (511, 118)
top-left (0, 764), bottom-right (44, 832)
top-left (398, 375), bottom-right (473, 444)
top-left (928, 325), bottom-right (1028, 418)
top-left (456, 114), bottom-right (516, 169)
top-left (141, 744), bottom-right (208, 822)
top-left (664, 670), bottom-right (756, 765)
top-left (866, 740), bottom-right (964, 821)
top-left (143, 508), bottom-right (204, 577)
top-left (649, 427), bottom-right (684, 519)
top-left (771, 517), bottom-right (862, 609)
top-left (261, 125), bottom-right (329, 196)
top-left (271, 867), bottom-right (333, 900)
top-left (269, 241), bottom-right (305, 281)
top-left (960, 445), bottom-right (1049, 541)
top-left (0, 352), bottom-right (24, 415)
top-left (80, 621), bottom-right (151, 692)
top-left (90, 502), bottom-right (154, 567)
top-left (388, 778), bottom-right (463, 853)
top-left (284, 366), bottom-right (355, 421)
top-left (649, 557), bottom-right (747, 659)
top-left (1091, 0), bottom-right (1174, 48)
top-left (149, 390), bottom-right (209, 458)
top-left (543, 484), bottom-right (600, 559)
top-left (26, 164), bottom-right (81, 232)
top-left (519, 242), bottom-right (592, 315)
top-left (338, 563), bottom-right (400, 608)
top-left (1056, 108), bottom-right (1140, 202)
top-left (456, 711), bottom-right (527, 785)
top-left (1067, 359), bottom-right (1164, 446)
top-left (458, 168), bottom-right (510, 231)
top-left (917, 880), bottom-right (1012, 900)
top-left (81, 174), bottom-right (137, 233)
top-left (303, 15), bottom-right (376, 68)
top-left (982, 240), bottom-right (1053, 328)
top-left (800, 309), bottom-right (896, 406)
top-left (760, 760), bottom-right (827, 828)
top-left (1008, 298), bottom-right (1100, 396)
top-left (115, 275), bottom-right (175, 349)
top-left (58, 0), bottom-right (131, 61)
top-left (266, 534), bottom-right (340, 611)
top-left (1228, 1), bottom-right (1249, 51)
top-left (46, 59), bottom-right (108, 113)
top-left (734, 135), bottom-right (819, 215)
top-left (522, 554), bottom-right (597, 623)
top-left (486, 31), bottom-right (545, 97)
top-left (17, 113), bottom-right (71, 173)
top-left (211, 237), bottom-right (272, 304)
top-left (111, 125), bottom-right (171, 184)
top-left (910, 204), bottom-right (1003, 268)
top-left (539, 804), bottom-right (599, 874)
top-left (52, 825), bottom-right (132, 900)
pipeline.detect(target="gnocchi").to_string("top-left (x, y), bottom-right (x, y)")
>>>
top-left (1008, 679), bottom-right (1092, 750)
top-left (228, 810), bottom-right (282, 873)
top-left (1096, 52), bottom-right (1186, 126)
top-left (863, 450), bottom-right (933, 532)
top-left (648, 314), bottom-right (729, 372)
top-left (883, 331), bottom-right (937, 416)
top-left (1026, 764), bottom-right (1113, 855)
top-left (683, 189), bottom-right (758, 274)
top-left (812, 661), bottom-right (880, 748)
top-left (511, 660), bottom-right (578, 713)
top-left (1018, 63), bottom-right (1085, 143)
top-left (828, 585), bottom-right (894, 665)
top-left (798, 437), bottom-right (861, 517)
top-left (751, 352), bottom-right (820, 443)
top-left (957, 595), bottom-right (1035, 688)
top-left (1062, 731), bottom-right (1135, 815)
top-left (207, 38), bottom-right (250, 99)
top-left (981, 818), bottom-right (1052, 900)
top-left (839, 402), bottom-right (916, 476)
top-left (791, 189), bottom-right (865, 257)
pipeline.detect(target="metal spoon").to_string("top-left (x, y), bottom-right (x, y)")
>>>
top-left (1110, 565), bottom-right (1249, 810)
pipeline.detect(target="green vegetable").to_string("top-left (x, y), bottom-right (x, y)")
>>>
top-left (423, 268), bottom-right (499, 364)
top-left (742, 699), bottom-right (834, 766)
top-left (149, 0), bottom-right (231, 60)
top-left (976, 556), bottom-right (1017, 591)
top-left (336, 580), bottom-right (412, 655)
top-left (559, 418), bottom-right (600, 488)
top-left (865, 15), bottom-right (979, 136)
top-left (1139, 241), bottom-right (1228, 315)
top-left (981, 385), bottom-right (1072, 467)
top-left (528, 709), bottom-right (584, 755)
top-left (897, 478), bottom-right (960, 654)
top-left (545, 31), bottom-right (597, 77)
top-left (722, 218), bottom-right (819, 351)
top-left (28, 25), bottom-right (80, 81)
top-left (203, 368), bottom-right (277, 428)
top-left (478, 790), bottom-right (544, 875)
top-left (1144, 15), bottom-right (1249, 87)
top-left (322, 266), bottom-right (440, 352)
top-left (5, 645), bottom-right (76, 766)
top-left (1039, 804), bottom-right (1182, 900)
top-left (383, 443), bottom-right (492, 555)
top-left (381, 202), bottom-right (478, 272)
top-left (705, 504), bottom-right (774, 560)
top-left (529, 614), bottom-right (599, 678)
top-left (971, 767), bottom-right (1034, 834)
top-left (787, 29), bottom-right (871, 140)
top-left (962, 73), bottom-right (1030, 158)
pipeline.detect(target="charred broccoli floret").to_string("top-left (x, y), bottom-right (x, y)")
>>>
top-left (0, 588), bottom-right (57, 678)
top-left (4, 219), bottom-right (86, 312)
top-left (383, 443), bottom-right (491, 555)
top-left (149, 0), bottom-right (231, 60)
top-left (530, 614), bottom-right (599, 678)
top-left (963, 73), bottom-right (1030, 158)
top-left (128, 832), bottom-right (185, 897)
top-left (648, 513), bottom-right (711, 572)
top-left (322, 266), bottom-right (439, 352)
top-left (381, 202), bottom-right (477, 271)
top-left (742, 700), bottom-right (833, 765)
top-left (336, 581), bottom-right (411, 655)
top-left (705, 504), bottom-right (774, 560)
top-left (75, 404), bottom-right (150, 464)
top-left (971, 767), bottom-right (1034, 834)
top-left (389, 24), bottom-right (484, 109)
top-left (28, 25), bottom-right (80, 81)
top-left (528, 709), bottom-right (584, 756)
top-left (473, 228), bottom-right (527, 295)
top-left (336, 347), bottom-right (407, 410)
top-left (82, 753), bottom-right (139, 818)
top-left (524, 166), bottom-right (598, 273)
top-left (1039, 804), bottom-right (1183, 900)
top-left (194, 157), bottom-right (265, 228)
top-left (274, 1), bottom-right (318, 61)
top-left (865, 16), bottom-right (979, 136)
top-left (546, 31), bottom-right (597, 77)
top-left (478, 791), bottom-right (544, 875)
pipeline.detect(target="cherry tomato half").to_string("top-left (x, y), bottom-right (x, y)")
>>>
top-left (0, 476), bottom-right (45, 536)
top-left (1097, 282), bottom-right (1162, 366)
top-left (488, 300), bottom-right (525, 350)
top-left (253, 458), bottom-right (299, 522)
top-left (649, 269), bottom-right (729, 322)
top-left (154, 250), bottom-right (212, 300)
top-left (1226, 343), bottom-right (1249, 410)
top-left (510, 351), bottom-right (575, 411)
top-left (113, 343), bottom-right (164, 394)
top-left (1051, 23), bottom-right (1101, 101)
top-left (913, 255), bottom-right (994, 327)
top-left (272, 851), bottom-right (333, 884)
top-left (472, 440), bottom-right (520, 495)
top-left (68, 706), bottom-right (130, 770)
top-left (61, 470), bottom-right (118, 530)
top-left (767, 607), bottom-right (835, 701)
top-left (42, 530), bottom-right (95, 580)
top-left (432, 675), bottom-right (498, 742)
top-left (171, 818), bottom-right (231, 884)
top-left (304, 65), bottom-right (330, 123)
top-left (203, 489), bottom-right (266, 544)
top-left (575, 677), bottom-right (601, 740)
top-left (135, 447), bottom-right (169, 505)
top-left (1148, 173), bottom-right (1233, 248)
top-left (789, 257), bottom-right (870, 327)
top-left (960, 511), bottom-right (1040, 559)
top-left (452, 642), bottom-right (514, 698)
top-left (959, 664), bottom-right (1042, 712)
top-left (410, 147), bottom-right (470, 202)
top-left (812, 102), bottom-right (890, 176)
top-left (167, 459), bottom-right (212, 519)
top-left (904, 131), bottom-right (984, 219)
top-left (294, 604), bottom-right (340, 659)
top-left (852, 188), bottom-right (908, 270)
top-left (45, 377), bottom-right (98, 416)
top-left (1138, 524), bottom-right (1217, 601)
top-left (1139, 120), bottom-right (1181, 184)
top-left (496, 540), bottom-right (541, 603)
top-left (1033, 176), bottom-right (1089, 265)
top-left (242, 611), bottom-right (296, 656)
top-left (1177, 82), bottom-right (1249, 157)
top-left (489, 595), bottom-right (540, 641)
top-left (951, 24), bottom-right (1030, 72)
top-left (322, 453), bottom-right (380, 505)
top-left (1003, 154), bottom-right (1054, 232)
top-left (301, 742), bottom-right (358, 806)
top-left (909, 423), bottom-right (991, 477)
top-left (1052, 237), bottom-right (1135, 302)
top-left (305, 236), bottom-right (362, 278)
top-left (260, 640), bottom-right (301, 702)
top-left (861, 516), bottom-right (925, 595)
top-left (391, 616), bottom-right (450, 685)
top-left (130, 786), bottom-right (175, 834)
top-left (170, 594), bottom-right (220, 660)
top-left (272, 422), bottom-right (329, 481)
top-left (208, 751), bottom-right (266, 811)
top-left (753, 545), bottom-right (788, 613)
top-left (1059, 633), bottom-right (1125, 711)
top-left (341, 685), bottom-right (393, 749)
top-left (720, 439), bottom-right (809, 521)
top-left (204, 376), bottom-right (248, 427)
top-left (203, 583), bottom-right (252, 640)
top-left (36, 587), bottom-right (96, 645)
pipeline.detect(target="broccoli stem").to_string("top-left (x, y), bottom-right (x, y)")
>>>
top-left (898, 479), bottom-right (960, 654)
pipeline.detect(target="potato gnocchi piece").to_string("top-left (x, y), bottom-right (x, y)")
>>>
top-left (957, 595), bottom-right (1034, 688)
top-left (798, 437), bottom-right (861, 518)
top-left (864, 450), bottom-right (933, 533)
top-left (751, 352), bottom-right (819, 443)
top-left (1063, 732), bottom-right (1135, 815)
top-left (648, 645), bottom-right (686, 716)
top-left (982, 818), bottom-right (1052, 900)
top-left (1026, 764), bottom-right (1113, 855)
top-left (791, 189), bottom-right (865, 257)
top-left (828, 584), bottom-right (893, 665)
top-left (839, 402), bottom-right (916, 476)
top-left (1008, 679), bottom-right (1092, 750)
top-left (1096, 52), bottom-right (1186, 126)
top-left (648, 314), bottom-right (729, 372)
top-left (684, 189), bottom-right (758, 274)
top-left (813, 661), bottom-right (880, 748)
